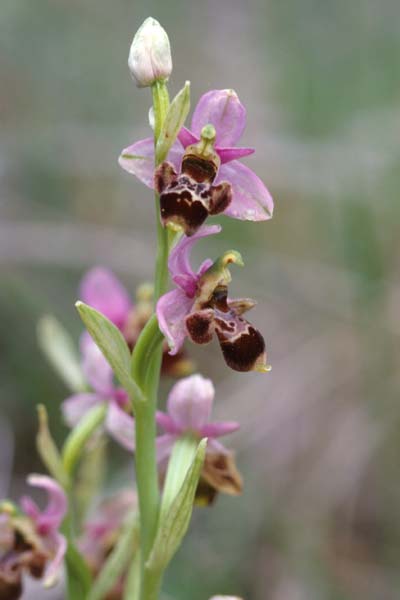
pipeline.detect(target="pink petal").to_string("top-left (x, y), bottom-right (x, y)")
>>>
top-left (25, 475), bottom-right (67, 533)
top-left (156, 434), bottom-right (176, 463)
top-left (62, 393), bottom-right (102, 427)
top-left (105, 403), bottom-right (135, 452)
top-left (217, 160), bottom-right (274, 220)
top-left (168, 225), bottom-right (221, 285)
top-left (217, 146), bottom-right (255, 164)
top-left (43, 531), bottom-right (67, 587)
top-left (206, 438), bottom-right (231, 455)
top-left (167, 374), bottom-right (215, 431)
top-left (177, 126), bottom-right (199, 148)
top-left (80, 267), bottom-right (132, 329)
top-left (20, 495), bottom-right (40, 521)
top-left (81, 341), bottom-right (114, 395)
top-left (200, 421), bottom-right (240, 438)
top-left (191, 90), bottom-right (246, 147)
top-left (118, 136), bottom-right (183, 188)
top-left (156, 288), bottom-right (193, 355)
top-left (156, 411), bottom-right (181, 434)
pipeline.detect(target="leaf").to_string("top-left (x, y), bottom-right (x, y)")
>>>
top-left (75, 301), bottom-right (144, 402)
top-left (62, 404), bottom-right (107, 476)
top-left (160, 434), bottom-right (199, 518)
top-left (146, 438), bottom-right (206, 573)
top-left (37, 315), bottom-right (86, 392)
top-left (156, 81), bottom-right (190, 163)
top-left (36, 405), bottom-right (69, 488)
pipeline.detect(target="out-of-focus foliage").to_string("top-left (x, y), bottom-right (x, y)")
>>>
top-left (1, 0), bottom-right (400, 598)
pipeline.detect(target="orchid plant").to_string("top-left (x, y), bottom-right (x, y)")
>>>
top-left (0, 17), bottom-right (274, 600)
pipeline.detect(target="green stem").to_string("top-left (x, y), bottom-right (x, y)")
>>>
top-left (130, 80), bottom-right (170, 600)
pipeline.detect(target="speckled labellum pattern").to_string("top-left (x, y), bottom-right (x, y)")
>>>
top-left (186, 285), bottom-right (267, 372)
top-left (155, 151), bottom-right (232, 236)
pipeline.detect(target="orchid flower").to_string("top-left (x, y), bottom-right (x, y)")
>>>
top-left (156, 374), bottom-right (243, 504)
top-left (119, 89), bottom-right (273, 235)
top-left (156, 374), bottom-right (239, 457)
top-left (62, 340), bottom-right (135, 451)
top-left (0, 475), bottom-right (67, 596)
top-left (80, 266), bottom-right (193, 376)
top-left (80, 267), bottom-right (133, 332)
top-left (156, 226), bottom-right (269, 372)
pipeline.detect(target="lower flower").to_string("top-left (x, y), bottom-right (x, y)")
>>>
top-left (0, 475), bottom-right (67, 599)
top-left (156, 374), bottom-right (243, 504)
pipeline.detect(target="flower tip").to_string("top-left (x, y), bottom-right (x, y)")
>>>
top-left (201, 124), bottom-right (217, 142)
top-left (221, 250), bottom-right (244, 268)
top-left (128, 17), bottom-right (172, 88)
top-left (256, 363), bottom-right (272, 373)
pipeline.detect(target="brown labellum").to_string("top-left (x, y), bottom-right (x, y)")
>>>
top-left (155, 156), bottom-right (232, 236)
top-left (216, 322), bottom-right (267, 373)
top-left (195, 452), bottom-right (243, 506)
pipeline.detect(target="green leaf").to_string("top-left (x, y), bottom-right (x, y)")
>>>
top-left (36, 405), bottom-right (69, 488)
top-left (156, 81), bottom-right (190, 163)
top-left (75, 301), bottom-right (144, 402)
top-left (160, 434), bottom-right (199, 518)
top-left (62, 404), bottom-right (107, 476)
top-left (37, 315), bottom-right (86, 392)
top-left (87, 512), bottom-right (139, 600)
top-left (146, 438), bottom-right (206, 574)
top-left (65, 540), bottom-right (92, 599)
top-left (75, 438), bottom-right (107, 527)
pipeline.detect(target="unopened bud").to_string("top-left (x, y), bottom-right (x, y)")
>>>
top-left (128, 17), bottom-right (172, 88)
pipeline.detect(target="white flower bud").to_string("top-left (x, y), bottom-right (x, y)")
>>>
top-left (128, 17), bottom-right (172, 88)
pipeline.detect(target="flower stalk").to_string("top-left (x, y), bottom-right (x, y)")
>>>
top-left (132, 78), bottom-right (171, 599)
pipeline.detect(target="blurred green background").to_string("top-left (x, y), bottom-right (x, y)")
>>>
top-left (1, 0), bottom-right (400, 598)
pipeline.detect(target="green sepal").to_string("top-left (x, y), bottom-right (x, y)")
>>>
top-left (36, 404), bottom-right (69, 488)
top-left (146, 438), bottom-right (206, 574)
top-left (75, 301), bottom-right (144, 402)
top-left (62, 403), bottom-right (107, 477)
top-left (156, 81), bottom-right (190, 163)
top-left (37, 315), bottom-right (86, 392)
top-left (160, 434), bottom-right (199, 518)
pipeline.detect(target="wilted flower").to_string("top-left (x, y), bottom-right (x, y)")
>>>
top-left (156, 226), bottom-right (269, 372)
top-left (0, 475), bottom-right (67, 598)
top-left (119, 89), bottom-right (273, 235)
top-left (80, 266), bottom-right (193, 377)
top-left (128, 17), bottom-right (172, 88)
top-left (62, 340), bottom-right (135, 451)
top-left (156, 374), bottom-right (242, 504)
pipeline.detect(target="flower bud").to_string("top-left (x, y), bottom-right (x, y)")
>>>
top-left (128, 17), bottom-right (172, 88)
